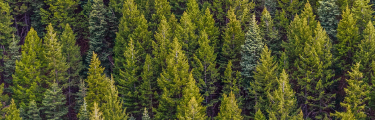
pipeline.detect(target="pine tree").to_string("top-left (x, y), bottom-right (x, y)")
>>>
top-left (318, 0), bottom-right (340, 40)
top-left (220, 8), bottom-right (245, 71)
top-left (152, 16), bottom-right (171, 75)
top-left (186, 0), bottom-right (201, 26)
top-left (177, 12), bottom-right (197, 62)
top-left (75, 79), bottom-right (87, 113)
top-left (85, 52), bottom-right (109, 109)
top-left (355, 21), bottom-right (375, 84)
top-left (40, 0), bottom-right (77, 33)
top-left (77, 99), bottom-right (89, 120)
top-left (274, 9), bottom-right (289, 41)
top-left (198, 8), bottom-right (220, 53)
top-left (278, 0), bottom-right (303, 19)
top-left (90, 102), bottom-right (104, 120)
top-left (138, 54), bottom-right (156, 118)
top-left (27, 100), bottom-right (41, 120)
top-left (4, 99), bottom-right (21, 120)
top-left (42, 23), bottom-right (68, 86)
top-left (264, 0), bottom-right (277, 17)
top-left (85, 0), bottom-right (111, 75)
top-left (335, 6), bottom-right (359, 73)
top-left (177, 73), bottom-right (206, 119)
top-left (142, 108), bottom-right (151, 120)
top-left (192, 30), bottom-right (219, 118)
top-left (352, 0), bottom-right (373, 32)
top-left (222, 61), bottom-right (241, 97)
top-left (42, 82), bottom-right (68, 119)
top-left (102, 75), bottom-right (129, 120)
top-left (169, 0), bottom-right (186, 19)
top-left (155, 38), bottom-right (190, 120)
top-left (216, 91), bottom-right (243, 120)
top-left (0, 83), bottom-right (9, 115)
top-left (12, 28), bottom-right (43, 104)
top-left (268, 70), bottom-right (300, 120)
top-left (254, 109), bottom-right (266, 120)
top-left (260, 8), bottom-right (279, 56)
top-left (3, 35), bottom-right (20, 90)
top-left (332, 63), bottom-right (369, 119)
top-left (151, 0), bottom-right (171, 26)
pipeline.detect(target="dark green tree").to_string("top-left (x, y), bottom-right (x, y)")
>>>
top-left (41, 82), bottom-right (68, 119)
top-left (3, 35), bottom-right (20, 91)
top-left (0, 0), bottom-right (15, 84)
top-left (27, 100), bottom-right (41, 120)
top-left (355, 21), bottom-right (375, 84)
top-left (260, 8), bottom-right (279, 56)
top-left (40, 0), bottom-right (77, 33)
top-left (198, 8), bottom-right (220, 53)
top-left (318, 0), bottom-right (340, 40)
top-left (352, 0), bottom-right (373, 32)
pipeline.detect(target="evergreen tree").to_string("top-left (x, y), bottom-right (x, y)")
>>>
top-left (274, 9), bottom-right (289, 41)
top-left (27, 100), bottom-right (41, 120)
top-left (352, 0), bottom-right (373, 32)
top-left (75, 79), bottom-right (87, 113)
top-left (142, 108), bottom-right (151, 120)
top-left (102, 75), bottom-right (129, 120)
top-left (85, 0), bottom-right (112, 75)
top-left (254, 109), bottom-right (266, 120)
top-left (90, 102), bottom-right (104, 120)
top-left (335, 6), bottom-right (359, 73)
top-left (4, 99), bottom-right (21, 120)
top-left (169, 0), bottom-right (186, 19)
top-left (250, 45), bottom-right (278, 114)
top-left (278, 0), bottom-right (303, 19)
top-left (186, 0), bottom-right (201, 26)
top-left (177, 73), bottom-right (206, 119)
top-left (318, 0), bottom-right (340, 40)
top-left (12, 28), bottom-right (43, 104)
top-left (42, 82), bottom-right (68, 119)
top-left (0, 83), bottom-right (9, 115)
top-left (260, 8), bottom-right (279, 56)
top-left (216, 91), bottom-right (243, 120)
top-left (355, 21), bottom-right (375, 84)
top-left (152, 16), bottom-right (171, 75)
top-left (40, 0), bottom-right (77, 32)
top-left (155, 38), bottom-right (190, 120)
top-left (220, 8), bottom-right (245, 71)
top-left (77, 99), bottom-right (89, 120)
top-left (268, 70), bottom-right (300, 119)
top-left (331, 63), bottom-right (369, 119)
top-left (177, 12), bottom-right (197, 62)
top-left (198, 8), bottom-right (220, 53)
top-left (0, 0), bottom-right (15, 84)
top-left (85, 52), bottom-right (109, 109)
top-left (151, 0), bottom-right (171, 28)
top-left (3, 35), bottom-right (20, 91)
top-left (138, 54), bottom-right (156, 118)
top-left (42, 23), bottom-right (68, 86)
top-left (222, 61), bottom-right (241, 98)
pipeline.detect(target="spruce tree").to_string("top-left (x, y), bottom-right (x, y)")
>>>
top-left (155, 38), bottom-right (190, 120)
top-left (3, 35), bottom-right (20, 90)
top-left (4, 99), bottom-right (21, 120)
top-left (77, 99), bottom-right (89, 120)
top-left (85, 0), bottom-right (112, 75)
top-left (102, 75), bottom-right (129, 120)
top-left (40, 0), bottom-right (77, 32)
top-left (177, 12), bottom-right (197, 62)
top-left (331, 63), bottom-right (369, 119)
top-left (278, 0), bottom-right (303, 19)
top-left (198, 8), bottom-right (220, 53)
top-left (27, 100), bottom-right (41, 120)
top-left (186, 0), bottom-right (201, 26)
top-left (152, 16), bottom-right (171, 75)
top-left (260, 8), bottom-right (279, 56)
top-left (335, 6), bottom-right (359, 73)
top-left (355, 21), bottom-right (375, 84)
top-left (318, 0), bottom-right (340, 40)
top-left (151, 0), bottom-right (171, 28)
top-left (216, 91), bottom-right (243, 120)
top-left (138, 54), bottom-right (156, 118)
top-left (42, 82), bottom-right (68, 119)
top-left (90, 102), bottom-right (104, 120)
top-left (75, 79), bottom-right (87, 113)
top-left (352, 0), bottom-right (373, 32)
top-left (222, 61), bottom-right (241, 98)
top-left (177, 73), bottom-right (206, 119)
top-left (12, 28), bottom-right (43, 104)
top-left (85, 52), bottom-right (109, 109)
top-left (254, 109), bottom-right (266, 120)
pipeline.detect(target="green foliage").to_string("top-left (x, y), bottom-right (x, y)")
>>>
top-left (332, 63), bottom-right (369, 119)
top-left (355, 21), bottom-right (375, 83)
top-left (222, 61), bottom-right (241, 98)
top-left (102, 76), bottom-right (129, 120)
top-left (260, 8), bottom-right (279, 56)
top-left (27, 100), bottom-right (41, 120)
top-left (186, 0), bottom-right (201, 26)
top-left (152, 16), bottom-right (171, 75)
top-left (198, 8), bottom-right (220, 53)
top-left (254, 109), bottom-right (266, 120)
top-left (4, 99), bottom-right (21, 120)
top-left (216, 91), bottom-right (243, 120)
top-left (77, 99), bottom-right (89, 120)
top-left (152, 0), bottom-right (171, 23)
top-left (90, 102), bottom-right (104, 120)
top-left (352, 0), bottom-right (373, 31)
top-left (41, 82), bottom-right (68, 119)
top-left (40, 0), bottom-right (77, 33)
top-left (318, 0), bottom-right (340, 40)
top-left (142, 108), bottom-right (151, 120)
top-left (278, 0), bottom-right (303, 19)
top-left (177, 12), bottom-right (197, 62)
top-left (138, 54), bottom-right (156, 117)
top-left (3, 35), bottom-right (21, 87)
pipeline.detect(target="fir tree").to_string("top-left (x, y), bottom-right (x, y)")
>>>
top-left (42, 82), bottom-right (68, 119)
top-left (152, 16), bottom-right (171, 76)
top-left (355, 21), bottom-right (375, 84)
top-left (4, 99), bottom-right (21, 120)
top-left (278, 0), bottom-right (303, 19)
top-left (90, 102), bottom-right (104, 120)
top-left (138, 54), bottom-right (156, 118)
top-left (177, 12), bottom-right (197, 63)
top-left (40, 0), bottom-right (77, 32)
top-left (77, 99), bottom-right (89, 120)
top-left (177, 73), bottom-right (206, 119)
top-left (27, 100), bottom-right (41, 120)
top-left (102, 75), bottom-right (129, 120)
top-left (151, 0), bottom-right (171, 27)
top-left (142, 108), bottom-right (151, 120)
top-left (216, 91), bottom-right (243, 120)
top-left (222, 61), bottom-right (241, 98)
top-left (335, 6), bottom-right (359, 73)
top-left (85, 52), bottom-right (109, 109)
top-left (3, 35), bottom-right (20, 91)
top-left (12, 28), bottom-right (43, 104)
top-left (318, 0), bottom-right (340, 40)
top-left (198, 8), bottom-right (220, 53)
top-left (0, 83), bottom-right (9, 115)
top-left (254, 109), bottom-right (266, 120)
top-left (186, 0), bottom-right (201, 26)
top-left (260, 8), bottom-right (279, 56)
top-left (155, 38), bottom-right (190, 120)
top-left (331, 63), bottom-right (369, 119)
top-left (75, 79), bottom-right (87, 113)
top-left (352, 0), bottom-right (373, 32)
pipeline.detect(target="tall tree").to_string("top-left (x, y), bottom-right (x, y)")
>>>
top-left (12, 28), bottom-right (43, 104)
top-left (41, 82), bottom-right (68, 119)
top-left (77, 99), bottom-right (89, 120)
top-left (260, 8), bottom-right (279, 56)
top-left (152, 16), bottom-right (171, 75)
top-left (90, 102), bottom-right (104, 120)
top-left (102, 75), bottom-right (129, 120)
top-left (198, 8), bottom-right (220, 53)
top-left (331, 63), bottom-right (369, 119)
top-left (216, 91), bottom-right (243, 120)
top-left (177, 73), bottom-right (207, 119)
top-left (186, 0), bottom-right (201, 26)
top-left (177, 12), bottom-right (197, 63)
top-left (138, 54), bottom-right (156, 118)
top-left (222, 61), bottom-right (242, 98)
top-left (85, 52), bottom-right (109, 109)
top-left (27, 100), bottom-right (41, 120)
top-left (142, 108), bottom-right (151, 120)
top-left (40, 0), bottom-right (78, 33)
top-left (334, 6), bottom-right (359, 73)
top-left (355, 21), bottom-right (375, 84)
top-left (155, 38), bottom-right (190, 120)
top-left (4, 99), bottom-right (21, 120)
top-left (352, 0), bottom-right (373, 32)
top-left (3, 35), bottom-right (20, 91)
top-left (278, 0), bottom-right (303, 19)
top-left (318, 0), bottom-right (340, 40)
top-left (151, 0), bottom-right (171, 30)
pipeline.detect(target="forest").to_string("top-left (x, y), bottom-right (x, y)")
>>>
top-left (0, 0), bottom-right (374, 119)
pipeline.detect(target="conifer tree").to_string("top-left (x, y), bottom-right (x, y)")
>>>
top-left (27, 100), bottom-right (41, 120)
top-left (254, 109), bottom-right (266, 120)
top-left (186, 0), bottom-right (201, 26)
top-left (152, 16), bottom-right (171, 74)
top-left (177, 73), bottom-right (206, 119)
top-left (216, 91), bottom-right (243, 120)
top-left (318, 0), bottom-right (340, 40)
top-left (155, 38), bottom-right (190, 120)
top-left (102, 75), bottom-right (129, 120)
top-left (260, 8), bottom-right (279, 55)
top-left (355, 21), bottom-right (375, 84)
top-left (332, 63), bottom-right (369, 119)
top-left (77, 99), bottom-right (89, 120)
top-left (278, 0), bottom-right (303, 19)
top-left (335, 6), bottom-right (359, 73)
top-left (3, 35), bottom-right (20, 89)
top-left (222, 61), bottom-right (241, 97)
top-left (151, 0), bottom-right (171, 28)
top-left (142, 108), bottom-right (151, 120)
top-left (274, 9), bottom-right (289, 41)
top-left (0, 83), bottom-right (8, 116)
top-left (220, 8), bottom-right (245, 71)
top-left (42, 82), bottom-right (68, 119)
top-left (138, 54), bottom-right (156, 117)
top-left (4, 99), bottom-right (21, 120)
top-left (0, 0), bottom-right (15, 83)
top-left (250, 45), bottom-right (278, 114)
top-left (42, 23), bottom-right (68, 86)
top-left (352, 0), bottom-right (373, 32)
top-left (90, 102), bottom-right (104, 120)
top-left (40, 0), bottom-right (77, 32)
top-left (199, 8), bottom-right (220, 53)
top-left (75, 79), bottom-right (87, 113)
top-left (85, 52), bottom-right (109, 109)
top-left (178, 12), bottom-right (197, 62)
top-left (85, 0), bottom-right (112, 75)
top-left (12, 28), bottom-right (43, 104)
top-left (268, 70), bottom-right (300, 119)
